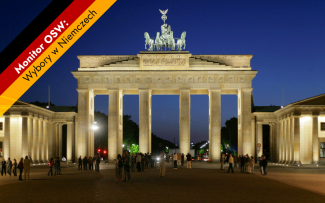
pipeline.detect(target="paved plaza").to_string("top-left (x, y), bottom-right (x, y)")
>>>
top-left (1, 162), bottom-right (325, 202)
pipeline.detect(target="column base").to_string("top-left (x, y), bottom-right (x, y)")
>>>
top-left (312, 161), bottom-right (319, 165)
top-left (293, 161), bottom-right (301, 166)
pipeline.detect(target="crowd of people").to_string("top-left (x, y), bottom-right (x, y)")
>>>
top-left (114, 151), bottom-right (193, 182)
top-left (1, 156), bottom-right (31, 181)
top-left (220, 153), bottom-right (268, 175)
top-left (77, 155), bottom-right (101, 171)
top-left (1, 151), bottom-right (268, 183)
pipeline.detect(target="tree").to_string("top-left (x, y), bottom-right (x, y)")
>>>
top-left (221, 117), bottom-right (238, 153)
top-left (130, 144), bottom-right (139, 154)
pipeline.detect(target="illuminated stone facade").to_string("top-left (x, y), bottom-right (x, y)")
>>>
top-left (253, 94), bottom-right (325, 165)
top-left (0, 101), bottom-right (76, 162)
top-left (72, 51), bottom-right (257, 162)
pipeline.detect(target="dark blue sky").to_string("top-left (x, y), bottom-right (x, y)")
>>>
top-left (1, 0), bottom-right (324, 144)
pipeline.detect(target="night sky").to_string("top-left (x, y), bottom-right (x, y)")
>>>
top-left (1, 0), bottom-right (324, 145)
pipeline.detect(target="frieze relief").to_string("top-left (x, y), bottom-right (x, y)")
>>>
top-left (143, 58), bottom-right (186, 66)
top-left (82, 75), bottom-right (250, 84)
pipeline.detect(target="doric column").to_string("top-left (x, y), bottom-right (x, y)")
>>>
top-left (67, 121), bottom-right (74, 162)
top-left (47, 120), bottom-right (53, 160)
top-left (77, 89), bottom-right (92, 158)
top-left (108, 89), bottom-right (123, 161)
top-left (280, 119), bottom-right (284, 163)
top-left (290, 116), bottom-right (294, 164)
top-left (22, 115), bottom-right (28, 158)
top-left (293, 115), bottom-right (301, 165)
top-left (269, 123), bottom-right (273, 161)
top-left (43, 119), bottom-right (48, 162)
top-left (59, 123), bottom-right (63, 159)
top-left (251, 116), bottom-right (256, 158)
top-left (52, 122), bottom-right (57, 157)
top-left (285, 117), bottom-right (290, 163)
top-left (139, 89), bottom-right (151, 154)
top-left (38, 117), bottom-right (43, 162)
top-left (4, 115), bottom-right (10, 160)
top-left (276, 120), bottom-right (281, 162)
top-left (238, 88), bottom-right (253, 155)
top-left (312, 115), bottom-right (319, 164)
top-left (33, 116), bottom-right (39, 162)
top-left (209, 89), bottom-right (221, 162)
top-left (179, 89), bottom-right (191, 156)
top-left (27, 116), bottom-right (33, 157)
top-left (256, 122), bottom-right (263, 158)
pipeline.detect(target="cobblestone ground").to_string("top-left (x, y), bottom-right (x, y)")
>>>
top-left (0, 162), bottom-right (325, 203)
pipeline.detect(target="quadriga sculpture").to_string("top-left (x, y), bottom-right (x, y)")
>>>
top-left (155, 32), bottom-right (163, 51)
top-left (176, 31), bottom-right (186, 51)
top-left (144, 32), bottom-right (155, 51)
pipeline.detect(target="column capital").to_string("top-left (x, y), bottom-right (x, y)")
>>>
top-left (241, 88), bottom-right (253, 92)
top-left (208, 89), bottom-right (221, 92)
top-left (76, 88), bottom-right (89, 93)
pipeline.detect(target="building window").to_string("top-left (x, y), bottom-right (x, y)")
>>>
top-left (321, 123), bottom-right (325, 131)
top-left (0, 122), bottom-right (2, 131)
top-left (320, 143), bottom-right (325, 158)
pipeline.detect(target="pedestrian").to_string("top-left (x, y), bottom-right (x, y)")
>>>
top-left (238, 155), bottom-right (241, 169)
top-left (177, 153), bottom-right (181, 165)
top-left (1, 159), bottom-right (6, 176)
top-left (88, 157), bottom-right (93, 170)
top-left (12, 159), bottom-right (17, 176)
top-left (54, 157), bottom-right (58, 175)
top-left (18, 158), bottom-right (24, 181)
top-left (115, 154), bottom-right (123, 182)
top-left (78, 156), bottom-right (82, 170)
top-left (7, 158), bottom-right (12, 176)
top-left (123, 151), bottom-right (131, 181)
top-left (181, 153), bottom-right (184, 166)
top-left (245, 154), bottom-right (250, 173)
top-left (259, 156), bottom-right (263, 174)
top-left (166, 153), bottom-right (170, 163)
top-left (23, 156), bottom-right (30, 180)
top-left (241, 155), bottom-right (245, 172)
top-left (141, 153), bottom-right (145, 172)
top-left (159, 151), bottom-right (165, 177)
top-left (250, 156), bottom-right (255, 174)
top-left (47, 158), bottom-right (53, 176)
top-left (83, 156), bottom-right (88, 170)
top-left (186, 153), bottom-right (192, 169)
top-left (173, 153), bottom-right (178, 169)
top-left (131, 153), bottom-right (136, 172)
top-left (262, 155), bottom-right (267, 175)
top-left (227, 154), bottom-right (234, 173)
top-left (220, 154), bottom-right (225, 170)
top-left (95, 154), bottom-right (100, 172)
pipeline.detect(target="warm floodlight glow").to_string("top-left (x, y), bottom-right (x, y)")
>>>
top-left (301, 116), bottom-right (311, 122)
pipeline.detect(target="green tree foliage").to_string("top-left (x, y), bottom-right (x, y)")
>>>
top-left (199, 149), bottom-right (205, 155)
top-left (221, 117), bottom-right (238, 153)
top-left (94, 113), bottom-right (177, 154)
top-left (123, 115), bottom-right (139, 149)
top-left (130, 144), bottom-right (139, 154)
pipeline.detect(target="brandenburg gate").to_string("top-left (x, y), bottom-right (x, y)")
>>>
top-left (72, 10), bottom-right (257, 162)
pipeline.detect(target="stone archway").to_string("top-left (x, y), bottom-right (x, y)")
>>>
top-left (72, 51), bottom-right (257, 162)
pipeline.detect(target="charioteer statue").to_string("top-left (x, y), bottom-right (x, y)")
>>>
top-left (144, 9), bottom-right (186, 51)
